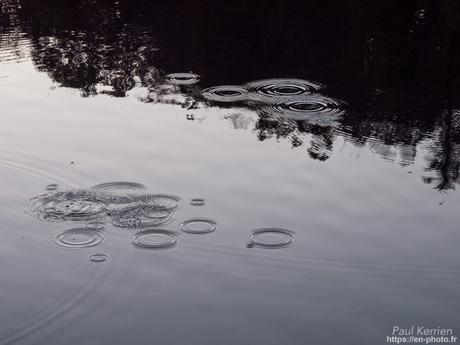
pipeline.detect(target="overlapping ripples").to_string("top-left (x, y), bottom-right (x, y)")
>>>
top-left (25, 182), bottom-right (295, 252)
top-left (201, 78), bottom-right (345, 125)
top-left (245, 78), bottom-right (322, 99)
top-left (25, 182), bottom-right (181, 229)
top-left (25, 190), bottom-right (107, 222)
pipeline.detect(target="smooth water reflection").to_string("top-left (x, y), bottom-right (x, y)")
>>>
top-left (1, 1), bottom-right (460, 345)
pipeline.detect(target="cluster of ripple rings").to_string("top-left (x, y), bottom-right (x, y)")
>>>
top-left (245, 78), bottom-right (322, 100)
top-left (165, 73), bottom-right (201, 85)
top-left (201, 78), bottom-right (344, 125)
top-left (131, 229), bottom-right (179, 249)
top-left (179, 218), bottom-right (218, 234)
top-left (202, 85), bottom-right (249, 102)
top-left (111, 205), bottom-right (175, 229)
top-left (50, 228), bottom-right (107, 249)
top-left (247, 228), bottom-right (294, 249)
top-left (25, 190), bottom-right (106, 222)
top-left (26, 183), bottom-right (182, 230)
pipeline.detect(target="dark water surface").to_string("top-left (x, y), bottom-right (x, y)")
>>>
top-left (1, 1), bottom-right (460, 344)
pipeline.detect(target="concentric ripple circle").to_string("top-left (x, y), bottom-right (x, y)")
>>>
top-left (51, 228), bottom-right (106, 249)
top-left (46, 184), bottom-right (58, 191)
top-left (89, 253), bottom-right (109, 262)
top-left (144, 208), bottom-right (172, 220)
top-left (179, 218), bottom-right (218, 234)
top-left (247, 228), bottom-right (294, 249)
top-left (131, 229), bottom-right (179, 249)
top-left (165, 73), bottom-right (201, 85)
top-left (86, 221), bottom-right (106, 230)
top-left (261, 96), bottom-right (344, 124)
top-left (90, 182), bottom-right (147, 195)
top-left (190, 198), bottom-right (206, 206)
top-left (202, 85), bottom-right (249, 102)
top-left (137, 194), bottom-right (182, 210)
top-left (245, 78), bottom-right (322, 101)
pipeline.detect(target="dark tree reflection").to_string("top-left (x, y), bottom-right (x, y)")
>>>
top-left (18, 0), bottom-right (160, 97)
top-left (30, 25), bottom-right (159, 97)
top-left (423, 110), bottom-right (460, 191)
top-left (3, 0), bottom-right (460, 189)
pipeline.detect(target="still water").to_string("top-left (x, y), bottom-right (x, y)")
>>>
top-left (1, 1), bottom-right (460, 344)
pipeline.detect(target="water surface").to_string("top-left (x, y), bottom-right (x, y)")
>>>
top-left (1, 1), bottom-right (460, 344)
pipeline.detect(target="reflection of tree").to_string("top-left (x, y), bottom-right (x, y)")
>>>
top-left (30, 25), bottom-right (159, 97)
top-left (423, 110), bottom-right (460, 191)
top-left (17, 0), bottom-right (159, 97)
top-left (0, 0), bottom-right (21, 27)
top-left (7, 0), bottom-right (460, 189)
top-left (0, 0), bottom-right (27, 63)
top-left (254, 115), bottom-right (335, 161)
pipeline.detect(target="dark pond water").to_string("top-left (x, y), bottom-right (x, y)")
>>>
top-left (1, 1), bottom-right (460, 344)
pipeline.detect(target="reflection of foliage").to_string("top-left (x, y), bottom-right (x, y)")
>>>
top-left (254, 115), bottom-right (335, 161)
top-left (0, 0), bottom-right (21, 27)
top-left (31, 25), bottom-right (159, 97)
top-left (19, 0), bottom-right (160, 97)
top-left (423, 110), bottom-right (460, 191)
top-left (5, 0), bottom-right (460, 189)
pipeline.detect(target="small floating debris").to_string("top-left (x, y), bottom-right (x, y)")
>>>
top-left (179, 218), bottom-right (218, 234)
top-left (247, 228), bottom-right (294, 249)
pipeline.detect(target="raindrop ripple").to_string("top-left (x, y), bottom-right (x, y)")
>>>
top-left (245, 78), bottom-right (322, 101)
top-left (131, 229), bottom-right (179, 249)
top-left (261, 96), bottom-right (345, 124)
top-left (202, 85), bottom-right (249, 103)
top-left (248, 228), bottom-right (294, 249)
top-left (89, 253), bottom-right (109, 263)
top-left (165, 73), bottom-right (201, 85)
top-left (179, 218), bottom-right (218, 234)
top-left (25, 190), bottom-right (106, 222)
top-left (50, 228), bottom-right (107, 249)
top-left (90, 182), bottom-right (147, 195)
